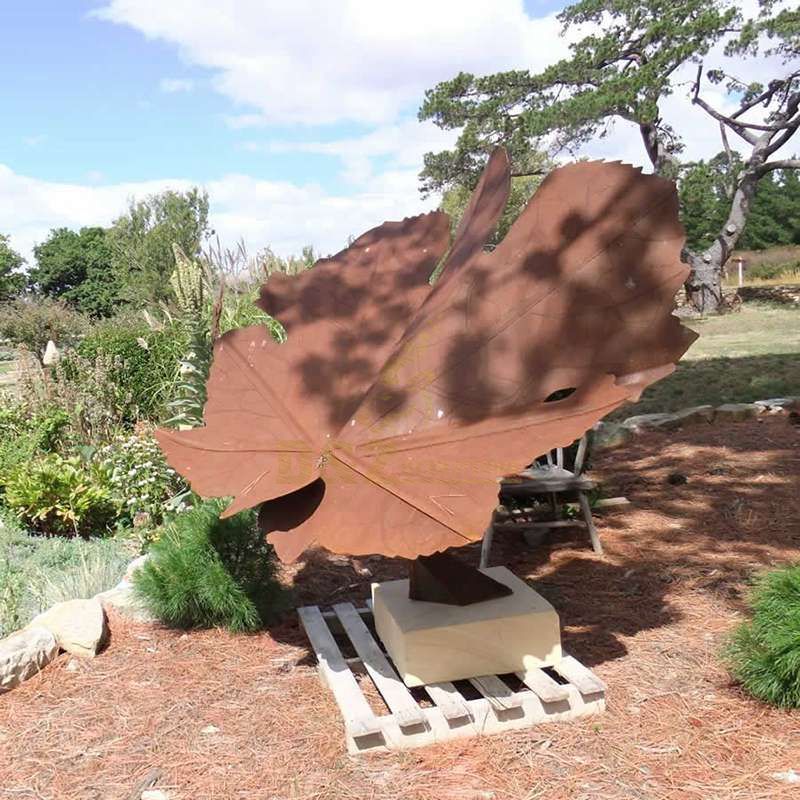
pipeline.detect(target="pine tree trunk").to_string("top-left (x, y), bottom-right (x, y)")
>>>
top-left (681, 140), bottom-right (770, 314)
top-left (684, 251), bottom-right (724, 313)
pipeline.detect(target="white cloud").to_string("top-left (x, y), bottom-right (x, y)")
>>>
top-left (0, 162), bottom-right (438, 267)
top-left (7, 0), bottom-right (792, 278)
top-left (95, 0), bottom-right (567, 126)
top-left (249, 119), bottom-right (458, 184)
top-left (159, 77), bottom-right (195, 93)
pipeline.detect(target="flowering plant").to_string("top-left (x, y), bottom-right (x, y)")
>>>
top-left (96, 433), bottom-right (187, 529)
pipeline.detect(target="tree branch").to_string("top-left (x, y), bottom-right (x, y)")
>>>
top-left (718, 122), bottom-right (737, 197)
top-left (764, 93), bottom-right (800, 156)
top-left (755, 159), bottom-right (800, 175)
top-left (692, 95), bottom-right (758, 144)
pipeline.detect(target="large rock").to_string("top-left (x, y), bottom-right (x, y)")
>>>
top-left (30, 598), bottom-right (108, 658)
top-left (0, 626), bottom-right (58, 693)
top-left (96, 585), bottom-right (156, 624)
top-left (715, 402), bottom-right (761, 421)
top-left (591, 421), bottom-right (634, 450)
top-left (621, 413), bottom-right (676, 432)
top-left (669, 405), bottom-right (715, 425)
top-left (754, 397), bottom-right (800, 414)
top-left (121, 553), bottom-right (150, 586)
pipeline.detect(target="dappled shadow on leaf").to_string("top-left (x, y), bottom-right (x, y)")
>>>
top-left (268, 418), bottom-right (800, 671)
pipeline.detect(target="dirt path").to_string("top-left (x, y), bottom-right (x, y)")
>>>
top-left (2, 417), bottom-right (799, 800)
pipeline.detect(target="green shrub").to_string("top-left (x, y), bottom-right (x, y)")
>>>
top-left (96, 432), bottom-right (187, 528)
top-left (0, 297), bottom-right (89, 360)
top-left (4, 454), bottom-right (116, 537)
top-left (48, 350), bottom-right (139, 444)
top-left (0, 509), bottom-right (131, 636)
top-left (77, 318), bottom-right (188, 421)
top-left (723, 563), bottom-right (800, 708)
top-left (745, 260), bottom-right (800, 281)
top-left (0, 396), bottom-right (70, 483)
top-left (133, 499), bottom-right (287, 632)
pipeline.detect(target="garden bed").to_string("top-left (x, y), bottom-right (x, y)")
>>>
top-left (0, 512), bottom-right (134, 637)
top-left (1, 416), bottom-right (799, 800)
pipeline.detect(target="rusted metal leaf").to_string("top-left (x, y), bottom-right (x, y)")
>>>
top-left (157, 148), bottom-right (696, 562)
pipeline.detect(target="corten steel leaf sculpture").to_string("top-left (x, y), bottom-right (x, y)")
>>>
top-left (156, 148), bottom-right (696, 575)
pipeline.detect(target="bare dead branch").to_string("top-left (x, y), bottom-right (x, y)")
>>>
top-left (755, 158), bottom-right (800, 175)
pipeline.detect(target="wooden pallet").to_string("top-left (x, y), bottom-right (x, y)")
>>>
top-left (298, 602), bottom-right (606, 753)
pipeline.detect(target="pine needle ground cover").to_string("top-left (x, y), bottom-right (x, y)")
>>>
top-left (133, 499), bottom-right (287, 632)
top-left (3, 418), bottom-right (800, 800)
top-left (724, 564), bottom-right (800, 708)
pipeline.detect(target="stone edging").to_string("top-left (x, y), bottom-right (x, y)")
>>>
top-left (3, 397), bottom-right (799, 693)
top-left (0, 554), bottom-right (152, 694)
top-left (592, 397), bottom-right (800, 451)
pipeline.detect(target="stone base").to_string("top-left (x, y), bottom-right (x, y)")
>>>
top-left (372, 566), bottom-right (561, 687)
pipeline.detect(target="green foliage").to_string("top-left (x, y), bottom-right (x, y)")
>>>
top-left (440, 171), bottom-right (550, 246)
top-left (745, 259), bottom-right (800, 280)
top-left (723, 563), bottom-right (800, 708)
top-left (108, 187), bottom-right (211, 307)
top-left (0, 233), bottom-right (25, 301)
top-left (96, 432), bottom-right (186, 528)
top-left (255, 244), bottom-right (317, 279)
top-left (77, 317), bottom-right (188, 423)
top-left (0, 509), bottom-right (131, 636)
top-left (419, 0), bottom-right (747, 191)
top-left (163, 244), bottom-right (214, 428)
top-left (4, 453), bottom-right (116, 537)
top-left (0, 297), bottom-right (89, 361)
top-left (680, 155), bottom-right (800, 251)
top-left (133, 499), bottom-right (287, 632)
top-left (217, 288), bottom-right (286, 341)
top-left (0, 397), bottom-right (69, 482)
top-left (30, 227), bottom-right (119, 316)
top-left (46, 350), bottom-right (140, 444)
top-left (739, 169), bottom-right (800, 250)
top-left (678, 159), bottom-right (730, 252)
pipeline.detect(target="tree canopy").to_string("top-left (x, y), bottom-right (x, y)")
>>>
top-left (0, 234), bottom-right (25, 302)
top-left (30, 226), bottom-right (118, 317)
top-left (679, 155), bottom-right (800, 251)
top-left (108, 187), bottom-right (211, 307)
top-left (26, 187), bottom-right (211, 316)
top-left (419, 0), bottom-right (800, 311)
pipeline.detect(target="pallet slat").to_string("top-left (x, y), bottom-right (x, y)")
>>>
top-left (554, 654), bottom-right (606, 695)
top-left (332, 602), bottom-right (426, 728)
top-left (469, 675), bottom-right (523, 711)
top-left (296, 606), bottom-right (381, 738)
top-left (517, 667), bottom-right (571, 703)
top-left (424, 682), bottom-right (471, 720)
top-left (298, 604), bottom-right (606, 754)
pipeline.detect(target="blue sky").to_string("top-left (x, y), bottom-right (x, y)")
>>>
top-left (2, 0), bottom-right (562, 190)
top-left (0, 0), bottom-right (772, 262)
top-left (2, 1), bottom-right (340, 188)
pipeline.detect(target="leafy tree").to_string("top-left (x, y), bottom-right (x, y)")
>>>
top-left (419, 0), bottom-right (800, 313)
top-left (108, 188), bottom-right (211, 307)
top-left (678, 160), bottom-right (730, 252)
top-left (680, 154), bottom-right (800, 251)
top-left (0, 234), bottom-right (25, 301)
top-left (30, 227), bottom-right (118, 316)
top-left (0, 297), bottom-right (89, 361)
top-left (739, 167), bottom-right (800, 250)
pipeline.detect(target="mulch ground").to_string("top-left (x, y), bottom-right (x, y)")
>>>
top-left (2, 417), bottom-right (800, 800)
